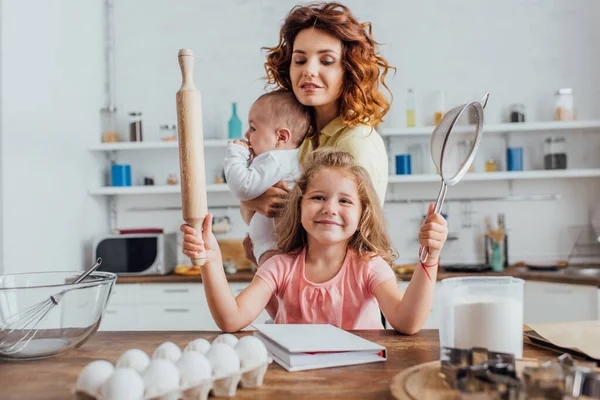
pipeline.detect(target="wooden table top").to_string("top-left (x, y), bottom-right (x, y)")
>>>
top-left (0, 329), bottom-right (558, 400)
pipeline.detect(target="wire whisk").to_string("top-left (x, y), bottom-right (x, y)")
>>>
top-left (0, 258), bottom-right (103, 355)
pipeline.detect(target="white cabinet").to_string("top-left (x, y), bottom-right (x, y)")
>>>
top-left (523, 282), bottom-right (598, 324)
top-left (100, 282), bottom-right (268, 331)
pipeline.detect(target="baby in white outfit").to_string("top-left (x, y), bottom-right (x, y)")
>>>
top-left (224, 91), bottom-right (311, 265)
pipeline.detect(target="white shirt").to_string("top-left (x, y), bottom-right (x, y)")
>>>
top-left (224, 143), bottom-right (301, 262)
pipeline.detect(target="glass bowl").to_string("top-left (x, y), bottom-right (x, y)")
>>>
top-left (0, 271), bottom-right (116, 360)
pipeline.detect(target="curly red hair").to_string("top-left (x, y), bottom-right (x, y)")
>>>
top-left (263, 2), bottom-right (394, 130)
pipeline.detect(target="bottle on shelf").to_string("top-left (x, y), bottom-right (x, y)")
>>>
top-left (406, 89), bottom-right (416, 128)
top-left (228, 102), bottom-right (242, 139)
top-left (100, 107), bottom-right (119, 143)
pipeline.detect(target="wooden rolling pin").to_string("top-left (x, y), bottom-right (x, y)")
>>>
top-left (176, 49), bottom-right (208, 266)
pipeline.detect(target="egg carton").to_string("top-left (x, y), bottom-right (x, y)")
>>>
top-left (74, 334), bottom-right (272, 400)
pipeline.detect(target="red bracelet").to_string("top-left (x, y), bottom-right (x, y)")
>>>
top-left (421, 260), bottom-right (439, 281)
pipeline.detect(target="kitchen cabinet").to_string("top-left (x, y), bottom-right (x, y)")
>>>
top-left (523, 281), bottom-right (598, 324)
top-left (100, 282), bottom-right (270, 331)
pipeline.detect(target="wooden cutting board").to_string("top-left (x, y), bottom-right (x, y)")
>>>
top-left (389, 359), bottom-right (541, 400)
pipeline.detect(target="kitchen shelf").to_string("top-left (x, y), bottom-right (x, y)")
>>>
top-left (381, 120), bottom-right (600, 137)
top-left (388, 169), bottom-right (600, 183)
top-left (89, 169), bottom-right (600, 195)
top-left (89, 184), bottom-right (230, 195)
top-left (89, 139), bottom-right (227, 151)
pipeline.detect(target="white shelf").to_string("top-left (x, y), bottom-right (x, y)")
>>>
top-left (381, 120), bottom-right (600, 137)
top-left (89, 140), bottom-right (227, 151)
top-left (89, 184), bottom-right (230, 195)
top-left (388, 169), bottom-right (600, 183)
top-left (89, 169), bottom-right (600, 195)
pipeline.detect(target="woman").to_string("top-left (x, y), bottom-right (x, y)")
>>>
top-left (241, 2), bottom-right (394, 263)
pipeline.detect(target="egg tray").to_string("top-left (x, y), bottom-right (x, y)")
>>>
top-left (74, 335), bottom-right (273, 400)
top-left (440, 346), bottom-right (600, 399)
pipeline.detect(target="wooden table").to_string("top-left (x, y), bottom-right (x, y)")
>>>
top-left (0, 330), bottom-right (557, 399)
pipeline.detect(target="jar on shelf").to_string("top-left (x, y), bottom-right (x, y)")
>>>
top-left (509, 104), bottom-right (525, 123)
top-left (485, 159), bottom-right (497, 172)
top-left (129, 112), bottom-right (143, 142)
top-left (100, 107), bottom-right (119, 143)
top-left (544, 137), bottom-right (567, 170)
top-left (554, 88), bottom-right (575, 121)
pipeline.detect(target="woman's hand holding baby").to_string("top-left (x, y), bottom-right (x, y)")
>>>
top-left (418, 203), bottom-right (448, 265)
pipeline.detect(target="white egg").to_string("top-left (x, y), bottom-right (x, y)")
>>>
top-left (176, 351), bottom-right (212, 389)
top-left (212, 333), bottom-right (239, 347)
top-left (142, 359), bottom-right (180, 399)
top-left (184, 338), bottom-right (211, 355)
top-left (235, 336), bottom-right (269, 370)
top-left (116, 349), bottom-right (150, 373)
top-left (101, 368), bottom-right (144, 400)
top-left (152, 341), bottom-right (182, 363)
top-left (206, 342), bottom-right (241, 378)
top-left (75, 360), bottom-right (115, 398)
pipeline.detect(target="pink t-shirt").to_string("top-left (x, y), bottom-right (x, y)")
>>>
top-left (255, 247), bottom-right (396, 329)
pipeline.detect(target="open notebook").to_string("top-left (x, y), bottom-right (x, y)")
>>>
top-left (252, 324), bottom-right (387, 372)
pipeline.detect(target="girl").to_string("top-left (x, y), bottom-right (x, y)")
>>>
top-left (240, 2), bottom-right (394, 262)
top-left (181, 149), bottom-right (448, 333)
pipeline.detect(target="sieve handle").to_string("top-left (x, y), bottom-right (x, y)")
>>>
top-left (419, 181), bottom-right (447, 263)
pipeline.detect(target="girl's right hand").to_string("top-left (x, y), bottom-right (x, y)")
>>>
top-left (241, 181), bottom-right (290, 218)
top-left (180, 214), bottom-right (221, 265)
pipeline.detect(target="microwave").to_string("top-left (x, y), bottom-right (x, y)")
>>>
top-left (93, 233), bottom-right (178, 275)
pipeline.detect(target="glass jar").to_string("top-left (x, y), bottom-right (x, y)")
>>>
top-left (129, 112), bottom-right (143, 142)
top-left (100, 107), bottom-right (119, 143)
top-left (434, 90), bottom-right (446, 125)
top-left (509, 104), bottom-right (525, 123)
top-left (406, 89), bottom-right (416, 128)
top-left (554, 88), bottom-right (575, 121)
top-left (485, 159), bottom-right (497, 172)
top-left (544, 137), bottom-right (567, 170)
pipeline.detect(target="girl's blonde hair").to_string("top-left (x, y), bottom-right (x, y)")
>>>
top-left (275, 148), bottom-right (398, 265)
top-left (263, 2), bottom-right (394, 131)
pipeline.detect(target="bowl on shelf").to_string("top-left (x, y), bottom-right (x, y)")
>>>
top-left (0, 270), bottom-right (116, 360)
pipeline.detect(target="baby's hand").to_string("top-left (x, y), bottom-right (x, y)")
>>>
top-left (230, 139), bottom-right (250, 150)
top-left (418, 203), bottom-right (448, 263)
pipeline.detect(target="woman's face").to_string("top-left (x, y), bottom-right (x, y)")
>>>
top-left (290, 28), bottom-right (344, 109)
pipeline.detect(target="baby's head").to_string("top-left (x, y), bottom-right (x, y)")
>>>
top-left (275, 148), bottom-right (397, 265)
top-left (244, 91), bottom-right (311, 156)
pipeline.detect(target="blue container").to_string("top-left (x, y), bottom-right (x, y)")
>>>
top-left (506, 147), bottom-right (523, 171)
top-left (396, 154), bottom-right (412, 175)
top-left (111, 164), bottom-right (131, 186)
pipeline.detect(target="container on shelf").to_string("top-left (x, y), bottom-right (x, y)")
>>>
top-left (129, 112), bottom-right (143, 142)
top-left (554, 88), bottom-right (575, 121)
top-left (101, 107), bottom-right (119, 143)
top-left (544, 137), bottom-right (567, 170)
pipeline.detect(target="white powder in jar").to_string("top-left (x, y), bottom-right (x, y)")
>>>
top-left (453, 296), bottom-right (523, 358)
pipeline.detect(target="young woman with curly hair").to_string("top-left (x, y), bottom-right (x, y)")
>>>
top-left (242, 2), bottom-right (394, 226)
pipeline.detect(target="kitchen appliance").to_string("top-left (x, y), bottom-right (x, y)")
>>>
top-left (93, 233), bottom-right (177, 275)
top-left (419, 92), bottom-right (489, 262)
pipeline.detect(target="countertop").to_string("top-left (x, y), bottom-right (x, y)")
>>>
top-left (0, 330), bottom-right (558, 400)
top-left (115, 267), bottom-right (600, 287)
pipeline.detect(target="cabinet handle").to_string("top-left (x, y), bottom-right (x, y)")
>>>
top-left (163, 288), bottom-right (190, 293)
top-left (164, 308), bottom-right (190, 313)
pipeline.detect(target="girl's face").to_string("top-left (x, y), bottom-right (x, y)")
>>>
top-left (290, 28), bottom-right (344, 109)
top-left (301, 168), bottom-right (362, 246)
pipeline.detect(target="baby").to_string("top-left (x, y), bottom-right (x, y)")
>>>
top-left (224, 90), bottom-right (310, 265)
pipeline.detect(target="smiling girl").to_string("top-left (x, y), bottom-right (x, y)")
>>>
top-left (182, 149), bottom-right (448, 333)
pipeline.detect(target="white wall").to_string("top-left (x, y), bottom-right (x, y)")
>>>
top-left (1, 0), bottom-right (108, 273)
top-left (2, 0), bottom-right (600, 272)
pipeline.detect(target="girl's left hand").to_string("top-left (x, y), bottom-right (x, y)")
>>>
top-left (418, 203), bottom-right (449, 263)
